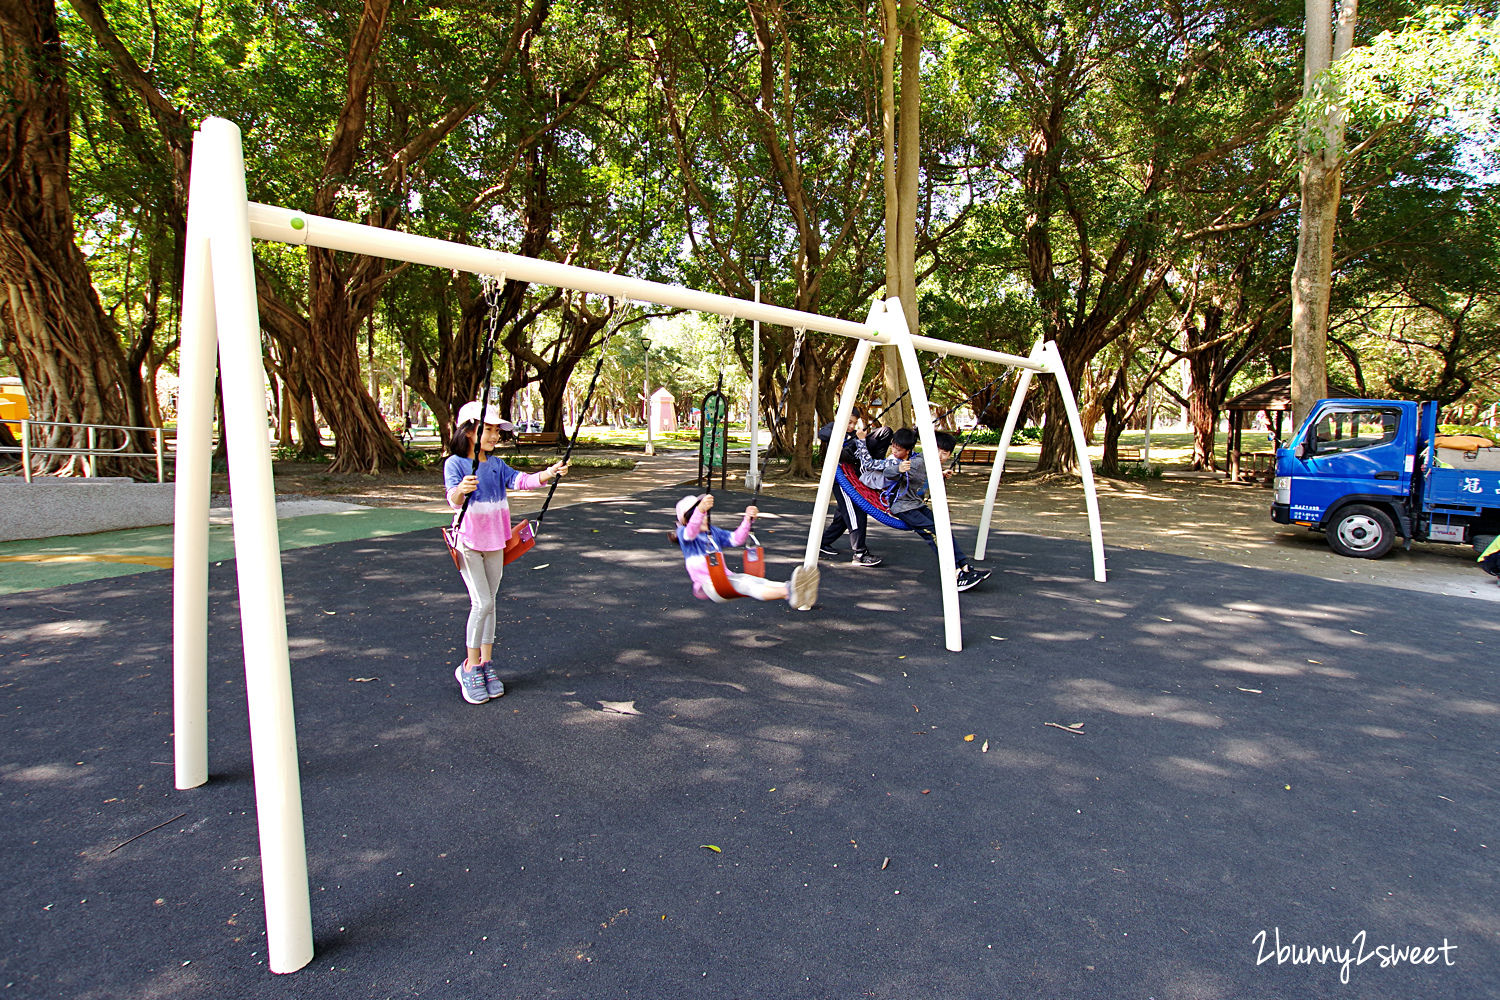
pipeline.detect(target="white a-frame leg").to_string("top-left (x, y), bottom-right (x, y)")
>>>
top-left (173, 117), bottom-right (314, 975)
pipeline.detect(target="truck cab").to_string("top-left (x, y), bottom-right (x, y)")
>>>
top-left (1272, 399), bottom-right (1500, 558)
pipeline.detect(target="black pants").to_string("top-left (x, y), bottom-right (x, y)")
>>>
top-left (822, 489), bottom-right (870, 553)
top-left (894, 505), bottom-right (968, 567)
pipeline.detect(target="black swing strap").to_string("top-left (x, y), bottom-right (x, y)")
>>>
top-left (941, 371), bottom-right (1010, 471)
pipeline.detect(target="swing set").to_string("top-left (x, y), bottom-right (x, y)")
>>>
top-left (171, 117), bottom-right (1105, 973)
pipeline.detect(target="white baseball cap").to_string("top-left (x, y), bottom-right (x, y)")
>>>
top-left (455, 401), bottom-right (514, 431)
top-left (675, 494), bottom-right (704, 523)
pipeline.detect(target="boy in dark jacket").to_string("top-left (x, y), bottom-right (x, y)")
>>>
top-left (858, 426), bottom-right (991, 592)
top-left (816, 417), bottom-right (885, 566)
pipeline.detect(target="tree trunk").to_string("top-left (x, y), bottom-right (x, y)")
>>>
top-left (305, 249), bottom-right (406, 473)
top-left (0, 0), bottom-right (148, 477)
top-left (1187, 375), bottom-right (1220, 473)
top-left (788, 344), bottom-right (821, 476)
top-left (879, 0), bottom-right (921, 429)
top-left (1290, 0), bottom-right (1358, 427)
top-left (1096, 364), bottom-right (1126, 475)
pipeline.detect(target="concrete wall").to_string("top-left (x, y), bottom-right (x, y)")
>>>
top-left (0, 478), bottom-right (175, 541)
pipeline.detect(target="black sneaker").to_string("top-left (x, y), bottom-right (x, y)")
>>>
top-left (955, 566), bottom-right (991, 592)
top-left (818, 545), bottom-right (841, 558)
top-left (850, 551), bottom-right (883, 567)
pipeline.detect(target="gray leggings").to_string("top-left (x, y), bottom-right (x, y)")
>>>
top-left (457, 546), bottom-right (506, 648)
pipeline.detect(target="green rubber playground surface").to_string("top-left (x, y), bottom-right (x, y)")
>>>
top-left (0, 506), bottom-right (450, 594)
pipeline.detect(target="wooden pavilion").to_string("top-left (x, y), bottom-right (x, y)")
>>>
top-left (1223, 373), bottom-right (1359, 483)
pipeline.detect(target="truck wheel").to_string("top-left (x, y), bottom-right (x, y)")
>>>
top-left (1327, 505), bottom-right (1396, 559)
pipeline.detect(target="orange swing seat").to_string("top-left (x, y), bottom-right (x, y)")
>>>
top-left (703, 534), bottom-right (766, 602)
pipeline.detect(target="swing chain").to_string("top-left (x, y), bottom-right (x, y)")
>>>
top-left (941, 369), bottom-right (1011, 471)
top-left (454, 273), bottom-right (506, 533)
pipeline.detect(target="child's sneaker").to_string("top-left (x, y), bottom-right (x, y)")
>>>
top-left (787, 564), bottom-right (820, 610)
top-left (455, 662), bottom-right (490, 704)
top-left (850, 550), bottom-right (883, 567)
top-left (955, 565), bottom-right (992, 592)
top-left (479, 661), bottom-right (505, 699)
top-left (818, 545), bottom-right (841, 558)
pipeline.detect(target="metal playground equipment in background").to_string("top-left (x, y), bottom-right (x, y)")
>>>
top-left (171, 117), bottom-right (1105, 973)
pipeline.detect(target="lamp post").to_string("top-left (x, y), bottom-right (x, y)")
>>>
top-left (642, 338), bottom-right (654, 456)
top-left (745, 280), bottom-right (761, 490)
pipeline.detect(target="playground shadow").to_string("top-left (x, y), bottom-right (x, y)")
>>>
top-left (1, 486), bottom-right (1496, 999)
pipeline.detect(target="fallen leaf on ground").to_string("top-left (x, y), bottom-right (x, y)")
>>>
top-left (699, 844), bottom-right (721, 853)
top-left (964, 734), bottom-right (975, 742)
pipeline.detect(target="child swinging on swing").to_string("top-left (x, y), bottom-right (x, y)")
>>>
top-left (674, 494), bottom-right (815, 609)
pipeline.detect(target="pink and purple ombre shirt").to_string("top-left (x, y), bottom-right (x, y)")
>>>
top-left (443, 453), bottom-right (544, 552)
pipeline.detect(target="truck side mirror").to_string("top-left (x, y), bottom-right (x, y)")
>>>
top-left (1293, 442), bottom-right (1305, 460)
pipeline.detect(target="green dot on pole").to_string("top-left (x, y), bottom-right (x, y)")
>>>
top-left (290, 217), bottom-right (305, 230)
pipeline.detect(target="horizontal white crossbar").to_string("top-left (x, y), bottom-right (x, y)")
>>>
top-left (245, 203), bottom-right (1049, 374)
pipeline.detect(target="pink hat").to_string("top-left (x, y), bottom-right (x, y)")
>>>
top-left (455, 401), bottom-right (514, 431)
top-left (675, 494), bottom-right (703, 523)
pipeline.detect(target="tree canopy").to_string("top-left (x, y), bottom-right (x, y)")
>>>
top-left (3, 0), bottom-right (1497, 478)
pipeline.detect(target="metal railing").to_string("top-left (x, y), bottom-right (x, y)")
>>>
top-left (0, 419), bottom-right (169, 483)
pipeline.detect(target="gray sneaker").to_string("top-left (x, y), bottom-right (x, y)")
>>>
top-left (455, 662), bottom-right (490, 704)
top-left (850, 550), bottom-right (883, 567)
top-left (479, 661), bottom-right (505, 699)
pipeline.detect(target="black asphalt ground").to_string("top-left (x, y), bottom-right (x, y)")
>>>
top-left (2, 486), bottom-right (1497, 999)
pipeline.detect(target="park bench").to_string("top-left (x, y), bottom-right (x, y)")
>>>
top-left (516, 430), bottom-right (562, 452)
top-left (1118, 446), bottom-right (1142, 462)
top-left (957, 446), bottom-right (999, 468)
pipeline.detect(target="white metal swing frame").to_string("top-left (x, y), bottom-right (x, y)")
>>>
top-left (172, 117), bottom-right (1105, 973)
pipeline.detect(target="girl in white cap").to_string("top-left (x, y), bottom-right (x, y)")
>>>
top-left (674, 493), bottom-right (815, 609)
top-left (444, 401), bottom-right (568, 703)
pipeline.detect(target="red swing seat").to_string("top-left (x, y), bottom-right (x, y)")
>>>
top-left (703, 533), bottom-right (765, 602)
top-left (503, 519), bottom-right (535, 565)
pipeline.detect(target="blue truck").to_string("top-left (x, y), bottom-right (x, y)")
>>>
top-left (1271, 398), bottom-right (1500, 559)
